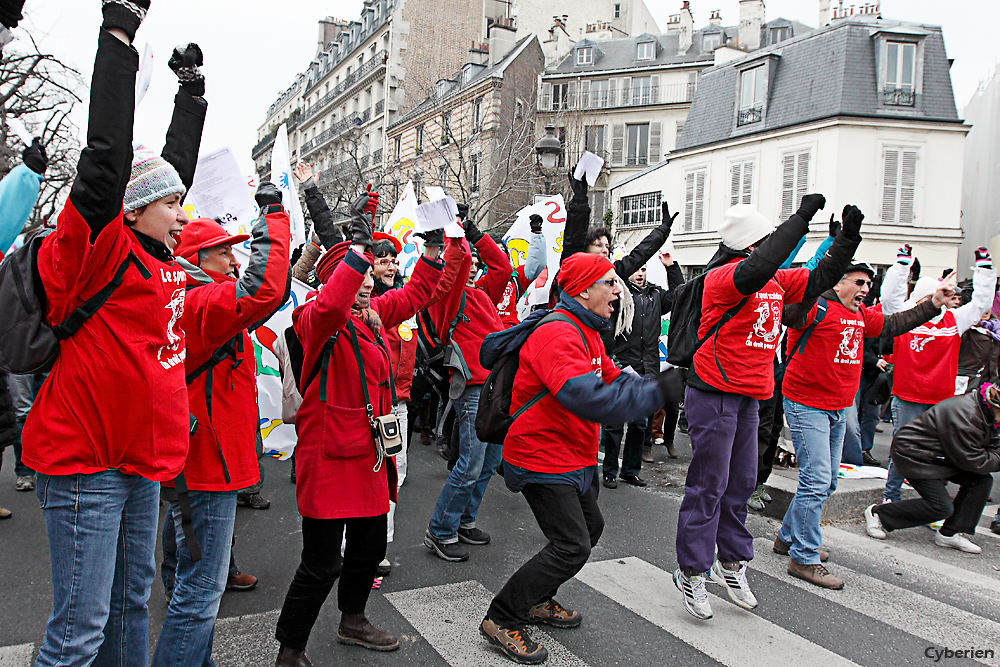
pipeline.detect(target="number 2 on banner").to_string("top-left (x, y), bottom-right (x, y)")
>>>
top-left (543, 199), bottom-right (566, 224)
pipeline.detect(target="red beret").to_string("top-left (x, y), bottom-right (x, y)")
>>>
top-left (173, 218), bottom-right (249, 263)
top-left (558, 252), bottom-right (615, 296)
top-left (315, 241), bottom-right (374, 284)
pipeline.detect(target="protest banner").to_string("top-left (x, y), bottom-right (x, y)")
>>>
top-left (384, 180), bottom-right (424, 279)
top-left (270, 123), bottom-right (306, 245)
top-left (503, 194), bottom-right (566, 307)
top-left (185, 146), bottom-right (259, 234)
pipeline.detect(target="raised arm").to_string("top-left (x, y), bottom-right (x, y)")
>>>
top-left (614, 201), bottom-right (676, 279)
top-left (427, 235), bottom-right (466, 306)
top-left (954, 251), bottom-right (998, 335)
top-left (0, 154), bottom-right (43, 256)
top-left (880, 247), bottom-right (912, 315)
top-left (295, 249), bottom-right (367, 345)
top-left (523, 214), bottom-right (547, 282)
top-left (561, 171), bottom-right (591, 261)
top-left (160, 44), bottom-right (207, 192)
top-left (295, 163), bottom-right (344, 249)
top-left (732, 195), bottom-right (821, 296)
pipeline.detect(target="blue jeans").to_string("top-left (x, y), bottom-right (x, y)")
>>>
top-left (8, 373), bottom-right (42, 477)
top-left (841, 375), bottom-right (880, 465)
top-left (428, 385), bottom-right (502, 543)
top-left (777, 399), bottom-right (846, 565)
top-left (34, 470), bottom-right (159, 667)
top-left (152, 491), bottom-right (237, 667)
top-left (884, 397), bottom-right (934, 501)
top-left (161, 509), bottom-right (238, 594)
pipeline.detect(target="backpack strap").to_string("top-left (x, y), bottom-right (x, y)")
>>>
top-left (782, 296), bottom-right (829, 369)
top-left (700, 295), bottom-right (750, 384)
top-left (310, 333), bottom-right (340, 400)
top-left (184, 333), bottom-right (244, 485)
top-left (52, 251), bottom-right (151, 340)
top-left (510, 311), bottom-right (589, 420)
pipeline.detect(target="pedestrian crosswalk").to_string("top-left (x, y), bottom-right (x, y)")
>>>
top-left (4, 537), bottom-right (1000, 666)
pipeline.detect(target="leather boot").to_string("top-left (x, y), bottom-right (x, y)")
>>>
top-left (642, 444), bottom-right (653, 463)
top-left (337, 613), bottom-right (400, 651)
top-left (665, 441), bottom-right (678, 459)
top-left (275, 644), bottom-right (312, 667)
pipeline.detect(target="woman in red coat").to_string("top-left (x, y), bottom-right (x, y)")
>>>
top-left (274, 190), bottom-right (444, 666)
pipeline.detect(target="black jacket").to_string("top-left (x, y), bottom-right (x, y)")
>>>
top-left (0, 374), bottom-right (17, 450)
top-left (614, 265), bottom-right (685, 375)
top-left (890, 391), bottom-right (1000, 480)
top-left (957, 327), bottom-right (1000, 390)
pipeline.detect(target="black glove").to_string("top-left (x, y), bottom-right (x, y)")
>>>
top-left (349, 192), bottom-right (373, 246)
top-left (102, 0), bottom-right (150, 43)
top-left (828, 214), bottom-right (841, 238)
top-left (655, 369), bottom-right (685, 406)
top-left (254, 182), bottom-right (283, 212)
top-left (456, 202), bottom-right (469, 221)
top-left (529, 214), bottom-right (543, 234)
top-left (0, 0), bottom-right (24, 30)
top-left (416, 228), bottom-right (445, 248)
top-left (841, 204), bottom-right (864, 241)
top-left (168, 43), bottom-right (205, 97)
top-left (660, 200), bottom-right (678, 234)
top-left (22, 137), bottom-right (47, 175)
top-left (795, 193), bottom-right (826, 222)
top-left (568, 169), bottom-right (588, 203)
top-left (463, 218), bottom-right (484, 244)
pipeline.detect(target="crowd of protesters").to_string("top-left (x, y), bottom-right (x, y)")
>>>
top-left (1, 2), bottom-right (1000, 667)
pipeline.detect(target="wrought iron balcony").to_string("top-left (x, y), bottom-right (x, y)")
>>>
top-left (737, 105), bottom-right (763, 126)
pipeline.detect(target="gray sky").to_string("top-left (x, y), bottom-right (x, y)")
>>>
top-left (13, 1), bottom-right (1000, 177)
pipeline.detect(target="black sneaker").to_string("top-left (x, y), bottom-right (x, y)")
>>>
top-left (424, 530), bottom-right (469, 562)
top-left (861, 451), bottom-right (882, 467)
top-left (458, 526), bottom-right (491, 545)
top-left (619, 474), bottom-right (647, 487)
top-left (602, 474), bottom-right (618, 489)
top-left (991, 519), bottom-right (1000, 536)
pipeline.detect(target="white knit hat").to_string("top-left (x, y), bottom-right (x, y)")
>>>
top-left (123, 145), bottom-right (185, 213)
top-left (718, 204), bottom-right (774, 251)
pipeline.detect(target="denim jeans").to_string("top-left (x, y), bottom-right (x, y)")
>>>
top-left (777, 400), bottom-right (846, 565)
top-left (152, 491), bottom-right (237, 667)
top-left (428, 385), bottom-right (502, 543)
top-left (161, 506), bottom-right (239, 594)
top-left (34, 470), bottom-right (159, 667)
top-left (8, 373), bottom-right (42, 477)
top-left (884, 397), bottom-right (934, 501)
top-left (841, 375), bottom-right (880, 465)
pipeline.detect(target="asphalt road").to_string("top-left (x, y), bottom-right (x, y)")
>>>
top-left (2, 429), bottom-right (1000, 666)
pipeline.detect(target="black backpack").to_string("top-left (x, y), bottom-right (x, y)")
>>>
top-left (475, 309), bottom-right (586, 444)
top-left (0, 228), bottom-right (148, 374)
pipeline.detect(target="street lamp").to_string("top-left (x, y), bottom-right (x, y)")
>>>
top-left (534, 124), bottom-right (562, 194)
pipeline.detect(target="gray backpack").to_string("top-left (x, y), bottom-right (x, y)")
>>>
top-left (0, 228), bottom-right (146, 374)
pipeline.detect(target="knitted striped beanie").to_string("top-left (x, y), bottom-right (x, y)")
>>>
top-left (124, 145), bottom-right (185, 213)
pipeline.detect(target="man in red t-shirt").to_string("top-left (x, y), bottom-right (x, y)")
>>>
top-left (480, 252), bottom-right (673, 664)
top-left (776, 261), bottom-right (947, 589)
top-left (497, 214), bottom-right (547, 327)
top-left (674, 197), bottom-right (862, 622)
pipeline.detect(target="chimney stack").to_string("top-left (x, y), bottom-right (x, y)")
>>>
top-left (488, 18), bottom-right (518, 66)
top-left (818, 0), bottom-right (831, 26)
top-left (709, 9), bottom-right (723, 26)
top-left (738, 0), bottom-right (764, 51)
top-left (678, 2), bottom-right (694, 54)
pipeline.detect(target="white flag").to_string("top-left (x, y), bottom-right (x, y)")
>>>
top-left (385, 181), bottom-right (423, 279)
top-left (270, 124), bottom-right (306, 245)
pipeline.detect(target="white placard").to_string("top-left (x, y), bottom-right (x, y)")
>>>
top-left (185, 146), bottom-right (259, 234)
top-left (6, 117), bottom-right (32, 146)
top-left (415, 197), bottom-right (458, 232)
top-left (424, 185), bottom-right (463, 236)
top-left (135, 43), bottom-right (154, 106)
top-left (573, 150), bottom-right (605, 187)
top-left (270, 123), bottom-right (306, 245)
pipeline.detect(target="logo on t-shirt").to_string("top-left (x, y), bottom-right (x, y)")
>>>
top-left (158, 280), bottom-right (187, 369)
top-left (746, 298), bottom-right (781, 348)
top-left (835, 325), bottom-right (861, 363)
top-left (910, 335), bottom-right (931, 353)
top-left (498, 281), bottom-right (515, 316)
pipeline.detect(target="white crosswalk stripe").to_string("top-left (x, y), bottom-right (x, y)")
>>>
top-left (751, 539), bottom-right (1000, 666)
top-left (0, 644), bottom-right (32, 667)
top-left (386, 580), bottom-right (590, 666)
top-left (575, 557), bottom-right (861, 667)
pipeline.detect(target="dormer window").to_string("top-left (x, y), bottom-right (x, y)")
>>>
top-left (576, 47), bottom-right (593, 66)
top-left (702, 32), bottom-right (721, 51)
top-left (637, 41), bottom-right (655, 61)
top-left (885, 41), bottom-right (916, 105)
top-left (768, 26), bottom-right (789, 45)
top-left (738, 65), bottom-right (766, 126)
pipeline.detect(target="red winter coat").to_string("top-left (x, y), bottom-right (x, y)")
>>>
top-left (293, 249), bottom-right (443, 519)
top-left (168, 210), bottom-right (290, 491)
top-left (22, 200), bottom-right (190, 481)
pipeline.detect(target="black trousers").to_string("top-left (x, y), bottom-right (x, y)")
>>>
top-left (756, 373), bottom-right (785, 487)
top-left (603, 419), bottom-right (647, 477)
top-left (488, 483), bottom-right (604, 628)
top-left (874, 472), bottom-right (993, 534)
top-left (275, 514), bottom-right (388, 650)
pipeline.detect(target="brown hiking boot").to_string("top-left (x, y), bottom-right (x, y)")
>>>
top-left (642, 444), bottom-right (653, 463)
top-left (480, 618), bottom-right (548, 664)
top-left (665, 441), bottom-right (678, 459)
top-left (529, 598), bottom-right (582, 628)
top-left (275, 644), bottom-right (312, 666)
top-left (787, 559), bottom-right (844, 589)
top-left (337, 613), bottom-right (399, 651)
top-left (0, 507), bottom-right (11, 520)
top-left (773, 535), bottom-right (829, 562)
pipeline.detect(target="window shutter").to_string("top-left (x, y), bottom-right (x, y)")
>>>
top-left (742, 160), bottom-right (754, 204)
top-left (694, 170), bottom-right (706, 231)
top-left (730, 162), bottom-right (742, 207)
top-left (780, 153), bottom-right (795, 221)
top-left (684, 171), bottom-right (695, 232)
top-left (900, 149), bottom-right (917, 223)
top-left (648, 121), bottom-right (661, 163)
top-left (592, 190), bottom-right (606, 224)
top-left (580, 80), bottom-right (591, 108)
top-left (567, 80), bottom-right (577, 109)
top-left (539, 82), bottom-right (551, 110)
top-left (622, 77), bottom-right (632, 106)
top-left (650, 75), bottom-right (659, 104)
top-left (612, 124), bottom-right (625, 165)
top-left (882, 148), bottom-right (899, 224)
top-left (608, 78), bottom-right (617, 106)
top-left (795, 151), bottom-right (810, 209)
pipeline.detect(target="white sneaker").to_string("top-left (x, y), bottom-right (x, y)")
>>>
top-left (864, 504), bottom-right (886, 540)
top-left (654, 437), bottom-right (664, 446)
top-left (673, 568), bottom-right (713, 620)
top-left (934, 530), bottom-right (982, 554)
top-left (709, 560), bottom-right (758, 610)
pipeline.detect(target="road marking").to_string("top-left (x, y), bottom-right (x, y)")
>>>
top-left (575, 557), bottom-right (859, 667)
top-left (386, 580), bottom-right (590, 666)
top-left (751, 539), bottom-right (1000, 666)
top-left (822, 525), bottom-right (1000, 596)
top-left (0, 643), bottom-right (32, 667)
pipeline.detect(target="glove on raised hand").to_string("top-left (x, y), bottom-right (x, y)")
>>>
top-left (22, 137), bottom-right (47, 175)
top-left (416, 228), bottom-right (445, 248)
top-left (463, 217), bottom-right (484, 244)
top-left (896, 244), bottom-right (913, 266)
top-left (795, 193), bottom-right (826, 222)
top-left (841, 204), bottom-right (864, 241)
top-left (529, 214), bottom-right (543, 234)
top-left (254, 182), bottom-right (283, 213)
top-left (660, 200), bottom-right (678, 234)
top-left (975, 247), bottom-right (993, 270)
top-left (568, 169), bottom-right (588, 203)
top-left (102, 0), bottom-right (150, 43)
top-left (828, 214), bottom-right (841, 239)
top-left (349, 191), bottom-right (374, 247)
top-left (169, 43), bottom-right (205, 97)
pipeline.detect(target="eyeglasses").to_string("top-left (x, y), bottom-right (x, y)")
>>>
top-left (848, 278), bottom-right (872, 287)
top-left (592, 279), bottom-right (617, 288)
top-left (375, 258), bottom-right (399, 267)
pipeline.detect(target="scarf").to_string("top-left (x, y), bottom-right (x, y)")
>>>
top-left (615, 274), bottom-right (634, 339)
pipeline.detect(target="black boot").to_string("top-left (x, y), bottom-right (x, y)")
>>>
top-left (275, 644), bottom-right (312, 667)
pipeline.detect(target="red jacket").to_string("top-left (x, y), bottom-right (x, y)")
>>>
top-left (168, 210), bottom-right (291, 491)
top-left (293, 250), bottom-right (443, 519)
top-left (893, 311), bottom-right (963, 405)
top-left (497, 266), bottom-right (531, 328)
top-left (22, 200), bottom-right (190, 481)
top-left (430, 235), bottom-right (509, 386)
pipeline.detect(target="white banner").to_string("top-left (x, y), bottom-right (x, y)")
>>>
top-left (384, 180), bottom-right (424, 279)
top-left (185, 147), bottom-right (259, 233)
top-left (503, 194), bottom-right (566, 306)
top-left (270, 123), bottom-right (306, 245)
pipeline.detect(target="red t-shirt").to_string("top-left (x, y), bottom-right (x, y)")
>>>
top-left (892, 311), bottom-right (961, 405)
top-left (783, 299), bottom-right (885, 410)
top-left (497, 266), bottom-right (529, 328)
top-left (693, 259), bottom-right (809, 400)
top-left (503, 311), bottom-right (621, 473)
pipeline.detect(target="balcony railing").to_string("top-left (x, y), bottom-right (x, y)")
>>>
top-left (301, 50), bottom-right (387, 123)
top-left (737, 105), bottom-right (763, 126)
top-left (374, 99), bottom-right (384, 117)
top-left (252, 131), bottom-right (275, 160)
top-left (883, 86), bottom-right (915, 107)
top-left (300, 108), bottom-right (373, 158)
top-left (315, 151), bottom-right (382, 186)
top-left (537, 82), bottom-right (696, 112)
